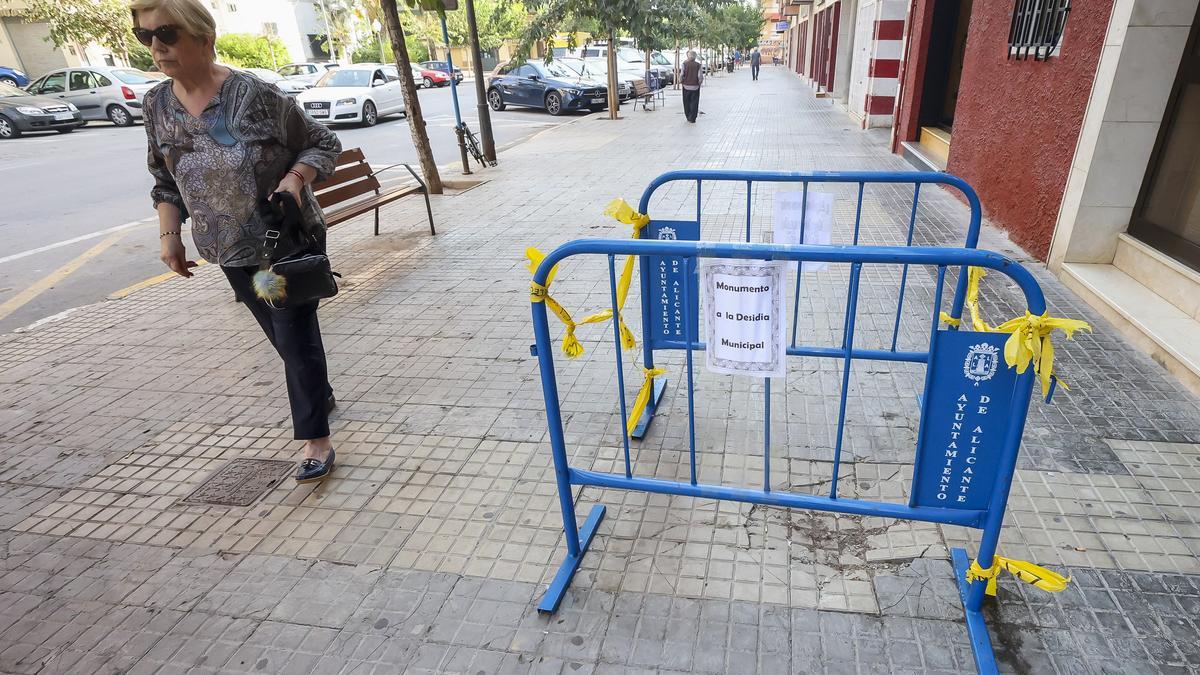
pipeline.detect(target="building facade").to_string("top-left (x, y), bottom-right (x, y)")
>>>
top-left (784, 0), bottom-right (1200, 391)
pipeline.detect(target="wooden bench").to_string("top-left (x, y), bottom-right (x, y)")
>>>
top-left (633, 79), bottom-right (665, 112)
top-left (313, 148), bottom-right (435, 236)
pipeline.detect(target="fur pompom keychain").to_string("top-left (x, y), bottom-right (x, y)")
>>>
top-left (253, 265), bottom-right (287, 302)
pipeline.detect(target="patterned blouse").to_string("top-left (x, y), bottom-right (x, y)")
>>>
top-left (143, 70), bottom-right (342, 267)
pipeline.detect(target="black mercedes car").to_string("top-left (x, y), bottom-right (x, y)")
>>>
top-left (486, 59), bottom-right (607, 116)
top-left (0, 81), bottom-right (84, 139)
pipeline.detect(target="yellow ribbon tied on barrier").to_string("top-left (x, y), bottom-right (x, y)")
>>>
top-left (993, 311), bottom-right (1091, 396)
top-left (527, 247), bottom-right (586, 359)
top-left (940, 266), bottom-right (1091, 396)
top-left (578, 198), bottom-right (650, 351)
top-left (939, 266), bottom-right (994, 332)
top-left (967, 556), bottom-right (1071, 597)
top-left (626, 367), bottom-right (666, 437)
top-left (525, 199), bottom-right (650, 359)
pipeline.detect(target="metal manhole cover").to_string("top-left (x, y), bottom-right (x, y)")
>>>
top-left (180, 458), bottom-right (295, 507)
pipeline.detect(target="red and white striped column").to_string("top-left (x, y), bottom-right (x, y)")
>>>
top-left (864, 0), bottom-right (906, 127)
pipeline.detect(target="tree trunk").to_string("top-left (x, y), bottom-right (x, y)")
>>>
top-left (674, 40), bottom-right (680, 91)
top-left (644, 47), bottom-right (651, 88)
top-left (607, 29), bottom-right (619, 120)
top-left (381, 0), bottom-right (443, 194)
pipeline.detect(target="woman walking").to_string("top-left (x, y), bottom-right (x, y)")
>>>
top-left (133, 0), bottom-right (342, 483)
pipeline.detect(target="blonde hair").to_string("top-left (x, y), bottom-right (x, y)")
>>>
top-left (130, 0), bottom-right (217, 50)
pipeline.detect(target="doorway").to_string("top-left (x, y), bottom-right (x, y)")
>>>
top-left (1130, 11), bottom-right (1200, 273)
top-left (914, 0), bottom-right (972, 167)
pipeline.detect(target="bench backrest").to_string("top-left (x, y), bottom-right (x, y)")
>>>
top-left (313, 148), bottom-right (380, 210)
top-left (632, 80), bottom-right (651, 97)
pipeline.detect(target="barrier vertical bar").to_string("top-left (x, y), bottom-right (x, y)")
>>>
top-left (790, 182), bottom-right (810, 347)
top-left (683, 255), bottom-right (698, 486)
top-left (763, 378), bottom-right (771, 492)
top-left (829, 263), bottom-right (863, 500)
top-left (948, 184), bottom-right (981, 325)
top-left (852, 182), bottom-right (864, 245)
top-left (608, 254), bottom-right (633, 479)
top-left (891, 184), bottom-right (922, 351)
top-left (745, 181), bottom-right (753, 243)
top-left (533, 279), bottom-right (608, 614)
top-left (696, 179), bottom-right (703, 226)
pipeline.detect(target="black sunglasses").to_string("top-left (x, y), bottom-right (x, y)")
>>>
top-left (133, 25), bottom-right (182, 47)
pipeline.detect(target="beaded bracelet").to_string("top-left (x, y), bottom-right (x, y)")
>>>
top-left (159, 231), bottom-right (181, 238)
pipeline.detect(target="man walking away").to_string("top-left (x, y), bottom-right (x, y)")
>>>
top-left (751, 49), bottom-right (761, 81)
top-left (681, 51), bottom-right (703, 123)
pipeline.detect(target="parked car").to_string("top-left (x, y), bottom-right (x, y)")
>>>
top-left (617, 48), bottom-right (672, 87)
top-left (24, 66), bottom-right (159, 126)
top-left (0, 81), bottom-right (84, 139)
top-left (244, 67), bottom-right (309, 96)
top-left (419, 60), bottom-right (463, 83)
top-left (295, 64), bottom-right (405, 126)
top-left (486, 59), bottom-right (607, 116)
top-left (571, 54), bottom-right (648, 97)
top-left (557, 57), bottom-right (633, 101)
top-left (650, 51), bottom-right (676, 85)
top-left (277, 61), bottom-right (339, 85)
top-left (0, 65), bottom-right (29, 88)
top-left (414, 65), bottom-right (452, 88)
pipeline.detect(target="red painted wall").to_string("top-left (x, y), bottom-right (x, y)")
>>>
top-left (895, 0), bottom-right (1114, 259)
top-left (948, 0), bottom-right (1113, 259)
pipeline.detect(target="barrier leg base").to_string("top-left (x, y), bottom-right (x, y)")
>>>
top-left (629, 377), bottom-right (668, 440)
top-left (537, 504), bottom-right (606, 614)
top-left (952, 547), bottom-right (1000, 675)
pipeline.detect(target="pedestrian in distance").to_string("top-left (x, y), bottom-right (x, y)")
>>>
top-left (681, 50), bottom-right (704, 124)
top-left (751, 49), bottom-right (762, 81)
top-left (133, 0), bottom-right (343, 484)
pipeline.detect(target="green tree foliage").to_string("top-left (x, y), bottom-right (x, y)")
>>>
top-left (409, 0), bottom-right (525, 53)
top-left (215, 34), bottom-right (291, 69)
top-left (22, 0), bottom-right (135, 61)
top-left (521, 0), bottom-right (730, 116)
top-left (720, 2), bottom-right (766, 51)
top-left (128, 43), bottom-right (155, 71)
top-left (351, 34), bottom-right (429, 63)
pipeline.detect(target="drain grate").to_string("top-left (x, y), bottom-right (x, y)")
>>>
top-left (180, 458), bottom-right (295, 507)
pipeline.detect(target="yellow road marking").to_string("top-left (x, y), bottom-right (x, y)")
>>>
top-left (0, 230), bottom-right (131, 323)
top-left (108, 260), bottom-right (209, 300)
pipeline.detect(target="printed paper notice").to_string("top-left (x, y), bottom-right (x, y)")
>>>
top-left (701, 261), bottom-right (787, 378)
top-left (773, 191), bottom-right (833, 271)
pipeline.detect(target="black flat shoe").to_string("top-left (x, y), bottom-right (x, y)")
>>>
top-left (296, 447), bottom-right (335, 484)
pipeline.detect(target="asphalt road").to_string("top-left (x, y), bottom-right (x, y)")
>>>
top-left (0, 82), bottom-right (569, 334)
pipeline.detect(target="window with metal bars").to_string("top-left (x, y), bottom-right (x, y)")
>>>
top-left (1008, 0), bottom-right (1071, 60)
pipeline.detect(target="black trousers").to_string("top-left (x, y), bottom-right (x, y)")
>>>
top-left (682, 88), bottom-right (700, 122)
top-left (751, 64), bottom-right (760, 80)
top-left (223, 266), bottom-right (331, 440)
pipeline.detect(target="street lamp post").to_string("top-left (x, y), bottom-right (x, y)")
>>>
top-left (464, 0), bottom-right (495, 162)
top-left (372, 19), bottom-right (384, 61)
top-left (440, 15), bottom-right (471, 175)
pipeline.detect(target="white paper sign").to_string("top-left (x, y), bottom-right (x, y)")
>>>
top-left (701, 261), bottom-right (787, 378)
top-left (773, 191), bottom-right (833, 271)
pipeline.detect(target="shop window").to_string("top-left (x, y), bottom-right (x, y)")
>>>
top-left (1008, 0), bottom-right (1070, 61)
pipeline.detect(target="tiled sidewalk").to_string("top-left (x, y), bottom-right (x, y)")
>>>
top-left (2, 66), bottom-right (1200, 674)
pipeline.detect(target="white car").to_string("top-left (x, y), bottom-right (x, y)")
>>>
top-left (276, 61), bottom-right (339, 86)
top-left (295, 64), bottom-right (406, 126)
top-left (25, 66), bottom-right (163, 126)
top-left (244, 68), bottom-right (309, 96)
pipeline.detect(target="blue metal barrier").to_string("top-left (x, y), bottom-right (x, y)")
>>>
top-left (633, 170), bottom-right (984, 437)
top-left (530, 240), bottom-right (1046, 675)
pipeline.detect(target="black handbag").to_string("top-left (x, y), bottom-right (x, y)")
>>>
top-left (252, 191), bottom-right (339, 309)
